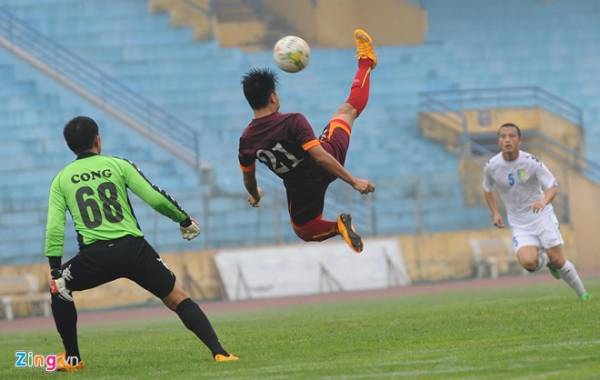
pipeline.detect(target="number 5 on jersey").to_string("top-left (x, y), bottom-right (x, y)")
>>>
top-left (508, 173), bottom-right (515, 187)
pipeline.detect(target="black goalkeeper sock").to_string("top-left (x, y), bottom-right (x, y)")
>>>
top-left (50, 294), bottom-right (81, 360)
top-left (175, 298), bottom-right (227, 357)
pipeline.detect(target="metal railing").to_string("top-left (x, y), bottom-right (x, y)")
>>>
top-left (421, 87), bottom-right (584, 131)
top-left (419, 86), bottom-right (600, 223)
top-left (0, 7), bottom-right (379, 256)
top-left (529, 132), bottom-right (600, 182)
top-left (0, 7), bottom-right (209, 172)
top-left (419, 86), bottom-right (593, 168)
top-left (182, 0), bottom-right (214, 19)
top-left (419, 93), bottom-right (467, 132)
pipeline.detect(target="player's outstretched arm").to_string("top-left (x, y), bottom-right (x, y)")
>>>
top-left (308, 145), bottom-right (375, 194)
top-left (242, 167), bottom-right (262, 207)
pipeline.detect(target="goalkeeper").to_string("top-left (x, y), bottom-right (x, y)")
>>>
top-left (45, 116), bottom-right (238, 372)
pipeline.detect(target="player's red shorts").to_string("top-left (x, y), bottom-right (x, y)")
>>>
top-left (285, 118), bottom-right (351, 225)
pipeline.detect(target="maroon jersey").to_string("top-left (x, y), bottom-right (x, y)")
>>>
top-left (238, 112), bottom-right (328, 185)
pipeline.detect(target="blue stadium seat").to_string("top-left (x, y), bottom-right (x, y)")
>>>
top-left (2, 0), bottom-right (600, 262)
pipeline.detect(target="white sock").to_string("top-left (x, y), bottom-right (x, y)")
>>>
top-left (533, 251), bottom-right (549, 272)
top-left (559, 260), bottom-right (586, 296)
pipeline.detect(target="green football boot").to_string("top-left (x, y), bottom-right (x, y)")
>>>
top-left (547, 263), bottom-right (561, 280)
top-left (580, 292), bottom-right (590, 302)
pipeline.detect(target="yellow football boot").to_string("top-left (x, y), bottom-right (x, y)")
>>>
top-left (56, 353), bottom-right (85, 372)
top-left (214, 353), bottom-right (240, 362)
top-left (353, 28), bottom-right (377, 68)
top-left (337, 214), bottom-right (364, 253)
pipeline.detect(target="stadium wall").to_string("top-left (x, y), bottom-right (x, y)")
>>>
top-left (0, 251), bottom-right (220, 317)
top-left (214, 20), bottom-right (266, 47)
top-left (311, 0), bottom-right (426, 47)
top-left (263, 0), bottom-right (316, 41)
top-left (399, 226), bottom-right (578, 282)
top-left (159, 0), bottom-right (427, 48)
top-left (149, 0), bottom-right (213, 40)
top-left (568, 172), bottom-right (600, 269)
top-left (266, 0), bottom-right (427, 48)
top-left (462, 108), bottom-right (582, 153)
top-left (420, 107), bottom-right (583, 154)
top-left (0, 226), bottom-right (579, 318)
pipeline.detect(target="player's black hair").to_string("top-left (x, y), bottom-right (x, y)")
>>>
top-left (63, 116), bottom-right (99, 154)
top-left (241, 68), bottom-right (278, 110)
top-left (498, 123), bottom-right (522, 138)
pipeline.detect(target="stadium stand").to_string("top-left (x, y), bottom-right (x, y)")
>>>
top-left (0, 0), bottom-right (599, 263)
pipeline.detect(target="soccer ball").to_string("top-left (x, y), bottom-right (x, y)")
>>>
top-left (273, 36), bottom-right (310, 73)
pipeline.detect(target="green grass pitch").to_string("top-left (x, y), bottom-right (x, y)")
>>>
top-left (2, 280), bottom-right (599, 379)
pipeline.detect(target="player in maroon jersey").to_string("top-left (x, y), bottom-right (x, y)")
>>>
top-left (238, 29), bottom-right (377, 253)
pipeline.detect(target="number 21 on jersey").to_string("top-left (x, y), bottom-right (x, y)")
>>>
top-left (256, 142), bottom-right (303, 174)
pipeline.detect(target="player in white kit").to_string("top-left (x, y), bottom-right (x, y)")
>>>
top-left (482, 123), bottom-right (589, 301)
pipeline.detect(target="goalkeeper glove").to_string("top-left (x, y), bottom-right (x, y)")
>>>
top-left (50, 267), bottom-right (73, 302)
top-left (180, 218), bottom-right (200, 240)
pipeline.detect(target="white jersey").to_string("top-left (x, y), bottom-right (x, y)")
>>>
top-left (482, 150), bottom-right (558, 227)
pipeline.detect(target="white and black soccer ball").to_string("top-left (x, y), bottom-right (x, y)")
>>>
top-left (273, 35), bottom-right (310, 73)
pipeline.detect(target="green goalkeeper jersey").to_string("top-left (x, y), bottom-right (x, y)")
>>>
top-left (44, 153), bottom-right (189, 258)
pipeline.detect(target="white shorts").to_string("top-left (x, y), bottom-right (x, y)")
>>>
top-left (511, 212), bottom-right (564, 253)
